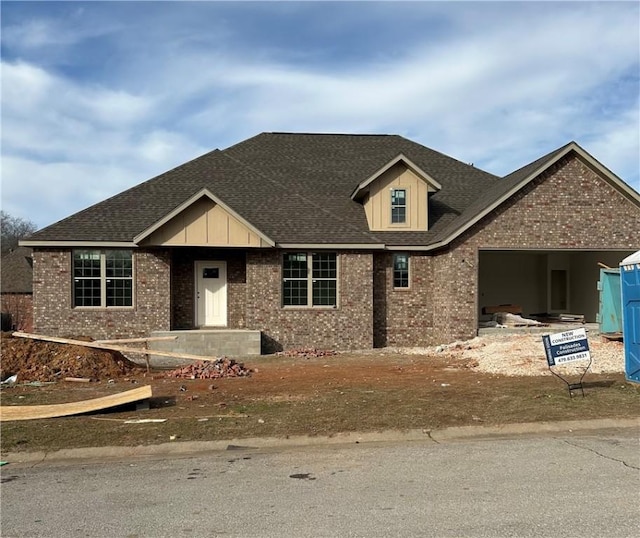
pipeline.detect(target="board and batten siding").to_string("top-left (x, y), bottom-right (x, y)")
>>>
top-left (142, 197), bottom-right (269, 247)
top-left (363, 163), bottom-right (431, 231)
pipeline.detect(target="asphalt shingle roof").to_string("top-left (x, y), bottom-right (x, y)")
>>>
top-left (27, 132), bottom-right (573, 248)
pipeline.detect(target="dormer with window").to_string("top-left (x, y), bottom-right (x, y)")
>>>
top-left (351, 154), bottom-right (441, 232)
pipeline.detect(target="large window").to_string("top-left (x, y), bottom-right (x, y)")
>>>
top-left (73, 250), bottom-right (133, 307)
top-left (391, 188), bottom-right (407, 224)
top-left (283, 252), bottom-right (337, 307)
top-left (393, 253), bottom-right (410, 289)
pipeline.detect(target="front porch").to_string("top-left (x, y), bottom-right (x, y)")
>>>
top-left (146, 329), bottom-right (262, 367)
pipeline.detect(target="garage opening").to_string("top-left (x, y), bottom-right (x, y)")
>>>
top-left (478, 250), bottom-right (634, 324)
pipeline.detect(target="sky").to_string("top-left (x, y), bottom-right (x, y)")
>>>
top-left (1, 1), bottom-right (639, 230)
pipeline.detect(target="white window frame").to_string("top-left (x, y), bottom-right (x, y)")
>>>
top-left (282, 252), bottom-right (339, 308)
top-left (73, 250), bottom-right (134, 309)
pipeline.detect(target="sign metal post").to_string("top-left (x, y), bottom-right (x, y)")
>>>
top-left (542, 328), bottom-right (592, 398)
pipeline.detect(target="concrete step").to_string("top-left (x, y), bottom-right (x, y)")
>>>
top-left (144, 329), bottom-right (261, 368)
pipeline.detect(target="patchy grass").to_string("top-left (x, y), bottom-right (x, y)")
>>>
top-left (1, 352), bottom-right (638, 454)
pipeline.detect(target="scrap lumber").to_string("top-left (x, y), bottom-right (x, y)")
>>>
top-left (94, 336), bottom-right (178, 344)
top-left (12, 332), bottom-right (224, 363)
top-left (493, 313), bottom-right (543, 327)
top-left (0, 385), bottom-right (152, 422)
top-left (482, 304), bottom-right (523, 315)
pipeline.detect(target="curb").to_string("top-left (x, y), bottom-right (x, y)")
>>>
top-left (3, 417), bottom-right (638, 465)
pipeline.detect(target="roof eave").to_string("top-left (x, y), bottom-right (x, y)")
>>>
top-left (277, 243), bottom-right (386, 250)
top-left (19, 240), bottom-right (137, 248)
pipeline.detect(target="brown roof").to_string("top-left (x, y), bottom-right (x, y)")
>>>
top-left (1, 246), bottom-right (33, 294)
top-left (24, 133), bottom-right (636, 249)
top-left (24, 133), bottom-right (498, 246)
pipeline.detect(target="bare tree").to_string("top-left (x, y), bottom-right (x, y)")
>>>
top-left (1, 211), bottom-right (37, 255)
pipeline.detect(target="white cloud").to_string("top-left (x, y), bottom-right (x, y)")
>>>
top-left (1, 13), bottom-right (120, 51)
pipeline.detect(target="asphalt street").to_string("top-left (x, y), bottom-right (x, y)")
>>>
top-left (1, 430), bottom-right (639, 537)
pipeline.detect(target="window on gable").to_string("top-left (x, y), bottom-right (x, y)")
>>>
top-left (73, 250), bottom-right (133, 308)
top-left (283, 252), bottom-right (337, 307)
top-left (393, 253), bottom-right (410, 289)
top-left (391, 188), bottom-right (407, 224)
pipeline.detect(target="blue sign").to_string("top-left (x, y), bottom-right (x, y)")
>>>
top-left (542, 328), bottom-right (591, 367)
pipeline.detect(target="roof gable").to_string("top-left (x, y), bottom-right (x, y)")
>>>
top-left (350, 153), bottom-right (442, 201)
top-left (135, 189), bottom-right (275, 247)
top-left (420, 142), bottom-right (640, 250)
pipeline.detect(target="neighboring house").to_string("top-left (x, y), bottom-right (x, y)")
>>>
top-left (21, 133), bottom-right (640, 351)
top-left (1, 246), bottom-right (33, 332)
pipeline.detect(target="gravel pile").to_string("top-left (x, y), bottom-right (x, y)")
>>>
top-left (383, 333), bottom-right (624, 377)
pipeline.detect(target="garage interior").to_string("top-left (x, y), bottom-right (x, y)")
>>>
top-left (478, 250), bottom-right (634, 324)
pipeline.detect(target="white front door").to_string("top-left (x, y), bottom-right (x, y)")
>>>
top-left (195, 261), bottom-right (227, 327)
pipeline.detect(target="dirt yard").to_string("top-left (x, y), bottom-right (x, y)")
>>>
top-left (1, 332), bottom-right (638, 454)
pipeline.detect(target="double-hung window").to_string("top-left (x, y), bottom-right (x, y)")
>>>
top-left (391, 188), bottom-right (407, 224)
top-left (393, 253), bottom-right (410, 289)
top-left (73, 250), bottom-right (133, 307)
top-left (283, 252), bottom-right (337, 307)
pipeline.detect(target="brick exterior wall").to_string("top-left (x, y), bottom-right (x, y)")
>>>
top-left (430, 154), bottom-right (640, 343)
top-left (373, 253), bottom-right (435, 347)
top-left (32, 248), bottom-right (171, 339)
top-left (1, 294), bottom-right (33, 332)
top-left (171, 248), bottom-right (246, 329)
top-left (246, 250), bottom-right (373, 352)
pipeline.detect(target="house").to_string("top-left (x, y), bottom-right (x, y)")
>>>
top-left (1, 246), bottom-right (34, 332)
top-left (21, 133), bottom-right (640, 352)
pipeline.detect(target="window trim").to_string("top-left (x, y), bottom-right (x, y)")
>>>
top-left (282, 251), bottom-right (339, 309)
top-left (390, 187), bottom-right (408, 226)
top-left (72, 249), bottom-right (135, 309)
top-left (393, 252), bottom-right (410, 290)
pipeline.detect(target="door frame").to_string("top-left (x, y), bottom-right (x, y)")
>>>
top-left (194, 260), bottom-right (227, 327)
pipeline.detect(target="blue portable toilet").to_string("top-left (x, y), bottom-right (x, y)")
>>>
top-left (620, 250), bottom-right (640, 383)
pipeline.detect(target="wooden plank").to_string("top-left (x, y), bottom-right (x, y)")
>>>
top-left (94, 336), bottom-right (178, 344)
top-left (12, 332), bottom-right (221, 362)
top-left (482, 304), bottom-right (523, 315)
top-left (0, 385), bottom-right (152, 422)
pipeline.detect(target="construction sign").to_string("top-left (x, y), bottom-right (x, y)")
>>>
top-left (542, 328), bottom-right (592, 397)
top-left (542, 328), bottom-right (590, 367)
